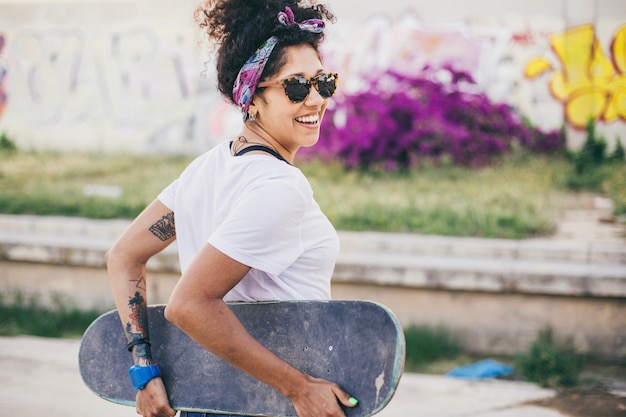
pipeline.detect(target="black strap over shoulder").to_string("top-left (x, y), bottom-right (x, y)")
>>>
top-left (232, 143), bottom-right (289, 164)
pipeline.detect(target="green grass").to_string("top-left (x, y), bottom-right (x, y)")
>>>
top-left (0, 291), bottom-right (102, 338)
top-left (0, 151), bottom-right (190, 219)
top-left (1, 149), bottom-right (624, 238)
top-left (403, 325), bottom-right (462, 372)
top-left (304, 154), bottom-right (581, 239)
top-left (514, 327), bottom-right (586, 388)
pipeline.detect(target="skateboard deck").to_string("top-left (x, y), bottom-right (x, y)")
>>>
top-left (79, 300), bottom-right (405, 417)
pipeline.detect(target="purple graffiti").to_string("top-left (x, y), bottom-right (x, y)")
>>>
top-left (0, 33), bottom-right (7, 120)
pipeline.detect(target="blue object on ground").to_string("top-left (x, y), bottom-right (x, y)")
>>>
top-left (446, 358), bottom-right (514, 380)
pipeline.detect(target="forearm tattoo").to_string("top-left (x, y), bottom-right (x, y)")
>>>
top-left (149, 211), bottom-right (176, 241)
top-left (126, 288), bottom-right (153, 362)
top-left (130, 275), bottom-right (146, 291)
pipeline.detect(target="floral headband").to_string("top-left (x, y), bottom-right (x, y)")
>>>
top-left (232, 6), bottom-right (325, 118)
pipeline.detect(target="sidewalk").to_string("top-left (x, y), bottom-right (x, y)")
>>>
top-left (0, 336), bottom-right (564, 417)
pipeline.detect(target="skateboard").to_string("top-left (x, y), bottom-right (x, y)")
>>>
top-left (79, 300), bottom-right (405, 417)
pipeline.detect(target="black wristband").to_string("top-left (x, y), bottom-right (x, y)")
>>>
top-left (127, 337), bottom-right (151, 352)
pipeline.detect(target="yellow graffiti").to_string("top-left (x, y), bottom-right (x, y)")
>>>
top-left (526, 24), bottom-right (626, 129)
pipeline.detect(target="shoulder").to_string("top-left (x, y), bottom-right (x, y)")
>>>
top-left (230, 161), bottom-right (312, 225)
top-left (247, 159), bottom-right (310, 196)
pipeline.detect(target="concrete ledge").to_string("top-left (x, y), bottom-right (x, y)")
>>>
top-left (339, 230), bottom-right (626, 264)
top-left (0, 215), bottom-right (625, 298)
top-left (0, 232), bottom-right (180, 272)
top-left (335, 252), bottom-right (626, 297)
top-left (2, 214), bottom-right (625, 263)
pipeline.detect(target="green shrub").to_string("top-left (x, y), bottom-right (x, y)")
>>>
top-left (404, 325), bottom-right (462, 371)
top-left (514, 327), bottom-right (585, 388)
top-left (609, 139), bottom-right (625, 162)
top-left (565, 122), bottom-right (626, 217)
top-left (604, 164), bottom-right (626, 216)
top-left (0, 132), bottom-right (16, 152)
top-left (567, 120), bottom-right (624, 192)
top-left (0, 291), bottom-right (102, 338)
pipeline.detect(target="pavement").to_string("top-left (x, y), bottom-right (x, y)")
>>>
top-left (0, 335), bottom-right (563, 417)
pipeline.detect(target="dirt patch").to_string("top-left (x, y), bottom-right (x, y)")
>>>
top-left (527, 388), bottom-right (626, 417)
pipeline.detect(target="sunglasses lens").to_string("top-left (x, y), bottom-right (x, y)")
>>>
top-left (316, 74), bottom-right (337, 98)
top-left (284, 78), bottom-right (311, 102)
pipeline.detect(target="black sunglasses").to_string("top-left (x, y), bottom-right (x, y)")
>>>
top-left (257, 72), bottom-right (338, 103)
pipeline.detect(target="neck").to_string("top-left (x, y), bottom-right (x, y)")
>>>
top-left (242, 122), bottom-right (295, 164)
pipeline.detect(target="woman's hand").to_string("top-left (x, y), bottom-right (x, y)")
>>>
top-left (289, 374), bottom-right (358, 417)
top-left (135, 377), bottom-right (177, 417)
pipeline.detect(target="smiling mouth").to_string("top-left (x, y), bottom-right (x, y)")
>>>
top-left (295, 114), bottom-right (320, 125)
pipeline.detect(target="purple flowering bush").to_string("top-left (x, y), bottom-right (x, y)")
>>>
top-left (310, 66), bottom-right (563, 169)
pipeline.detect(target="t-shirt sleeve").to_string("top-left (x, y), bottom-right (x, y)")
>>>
top-left (157, 178), bottom-right (179, 211)
top-left (208, 177), bottom-right (307, 275)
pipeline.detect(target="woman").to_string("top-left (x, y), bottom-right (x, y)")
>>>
top-left (106, 1), bottom-right (357, 417)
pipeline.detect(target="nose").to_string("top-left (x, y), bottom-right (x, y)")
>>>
top-left (304, 82), bottom-right (325, 106)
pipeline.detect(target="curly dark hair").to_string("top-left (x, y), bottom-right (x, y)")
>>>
top-left (195, 0), bottom-right (335, 105)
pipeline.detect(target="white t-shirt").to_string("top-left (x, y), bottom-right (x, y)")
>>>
top-left (157, 140), bottom-right (339, 302)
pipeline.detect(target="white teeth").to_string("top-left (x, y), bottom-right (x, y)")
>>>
top-left (296, 115), bottom-right (319, 124)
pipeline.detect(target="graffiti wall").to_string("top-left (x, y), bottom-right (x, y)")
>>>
top-left (526, 24), bottom-right (626, 129)
top-left (0, 23), bottom-right (241, 154)
top-left (0, 0), bottom-right (624, 154)
top-left (0, 33), bottom-right (7, 122)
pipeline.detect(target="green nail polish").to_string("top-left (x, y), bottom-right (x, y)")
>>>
top-left (349, 397), bottom-right (359, 405)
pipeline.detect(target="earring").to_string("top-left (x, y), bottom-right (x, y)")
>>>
top-left (247, 111), bottom-right (256, 122)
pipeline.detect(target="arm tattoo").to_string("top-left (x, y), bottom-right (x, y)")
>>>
top-left (149, 211), bottom-right (176, 241)
top-left (130, 275), bottom-right (147, 291)
top-left (126, 291), bottom-right (153, 362)
top-left (128, 291), bottom-right (148, 334)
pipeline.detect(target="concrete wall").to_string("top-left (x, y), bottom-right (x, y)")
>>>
top-left (0, 0), bottom-right (624, 154)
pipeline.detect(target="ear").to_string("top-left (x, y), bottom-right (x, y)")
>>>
top-left (247, 100), bottom-right (258, 121)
